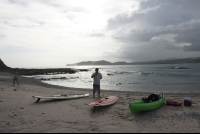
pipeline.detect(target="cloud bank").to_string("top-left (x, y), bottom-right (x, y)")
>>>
top-left (106, 0), bottom-right (200, 62)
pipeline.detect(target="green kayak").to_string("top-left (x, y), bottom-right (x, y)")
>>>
top-left (129, 93), bottom-right (165, 114)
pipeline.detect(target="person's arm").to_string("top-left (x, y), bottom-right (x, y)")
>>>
top-left (91, 73), bottom-right (95, 78)
top-left (100, 74), bottom-right (102, 79)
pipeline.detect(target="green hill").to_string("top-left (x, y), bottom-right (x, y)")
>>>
top-left (73, 57), bottom-right (200, 66)
top-left (0, 58), bottom-right (10, 69)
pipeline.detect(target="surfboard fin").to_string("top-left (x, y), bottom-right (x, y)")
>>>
top-left (32, 96), bottom-right (41, 103)
top-left (35, 98), bottom-right (41, 103)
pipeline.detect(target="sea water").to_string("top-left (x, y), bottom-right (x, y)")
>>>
top-left (25, 64), bottom-right (200, 92)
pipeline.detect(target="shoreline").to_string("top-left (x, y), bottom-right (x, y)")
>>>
top-left (1, 72), bottom-right (200, 133)
top-left (23, 72), bottom-right (200, 94)
top-left (18, 64), bottom-right (200, 93)
top-left (1, 67), bottom-right (88, 75)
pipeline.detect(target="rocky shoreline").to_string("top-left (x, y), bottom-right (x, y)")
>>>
top-left (0, 68), bottom-right (88, 76)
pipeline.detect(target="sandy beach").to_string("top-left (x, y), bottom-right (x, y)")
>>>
top-left (0, 72), bottom-right (200, 133)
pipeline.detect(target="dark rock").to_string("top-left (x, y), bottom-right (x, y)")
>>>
top-left (116, 83), bottom-right (122, 85)
top-left (40, 78), bottom-right (51, 81)
top-left (40, 77), bottom-right (67, 81)
top-left (51, 77), bottom-right (67, 80)
top-left (91, 128), bottom-right (98, 131)
top-left (16, 68), bottom-right (78, 75)
top-left (13, 89), bottom-right (17, 91)
top-left (79, 69), bottom-right (88, 72)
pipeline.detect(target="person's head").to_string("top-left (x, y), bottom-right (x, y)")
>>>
top-left (95, 68), bottom-right (99, 72)
top-left (14, 69), bottom-right (17, 72)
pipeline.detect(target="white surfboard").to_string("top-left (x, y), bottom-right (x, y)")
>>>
top-left (32, 94), bottom-right (89, 103)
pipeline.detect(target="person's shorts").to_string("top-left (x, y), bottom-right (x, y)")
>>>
top-left (93, 84), bottom-right (100, 92)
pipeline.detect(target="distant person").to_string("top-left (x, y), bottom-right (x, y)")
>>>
top-left (13, 69), bottom-right (19, 86)
top-left (91, 68), bottom-right (102, 98)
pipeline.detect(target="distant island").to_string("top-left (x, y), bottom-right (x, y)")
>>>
top-left (66, 57), bottom-right (200, 66)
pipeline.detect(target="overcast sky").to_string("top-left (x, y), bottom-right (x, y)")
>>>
top-left (1, 0), bottom-right (200, 67)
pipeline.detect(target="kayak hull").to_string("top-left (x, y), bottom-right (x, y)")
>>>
top-left (129, 95), bottom-right (165, 114)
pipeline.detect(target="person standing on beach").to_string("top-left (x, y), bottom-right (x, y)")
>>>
top-left (91, 68), bottom-right (102, 98)
top-left (12, 69), bottom-right (19, 86)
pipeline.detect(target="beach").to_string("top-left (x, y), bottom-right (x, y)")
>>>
top-left (0, 72), bottom-right (200, 133)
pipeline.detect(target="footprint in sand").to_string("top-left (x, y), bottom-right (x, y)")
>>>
top-left (91, 128), bottom-right (99, 131)
top-left (89, 121), bottom-right (98, 124)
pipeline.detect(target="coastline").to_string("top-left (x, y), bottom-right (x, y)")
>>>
top-left (0, 72), bottom-right (200, 133)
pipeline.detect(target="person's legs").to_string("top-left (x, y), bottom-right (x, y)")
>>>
top-left (93, 84), bottom-right (96, 98)
top-left (98, 85), bottom-right (100, 98)
top-left (16, 78), bottom-right (19, 86)
top-left (93, 84), bottom-right (100, 98)
top-left (13, 78), bottom-right (15, 86)
top-left (93, 92), bottom-right (95, 98)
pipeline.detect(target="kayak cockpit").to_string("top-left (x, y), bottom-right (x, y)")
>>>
top-left (129, 92), bottom-right (165, 114)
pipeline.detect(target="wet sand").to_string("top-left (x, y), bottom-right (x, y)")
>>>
top-left (0, 72), bottom-right (200, 133)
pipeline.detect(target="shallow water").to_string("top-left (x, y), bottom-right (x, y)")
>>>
top-left (24, 64), bottom-right (200, 92)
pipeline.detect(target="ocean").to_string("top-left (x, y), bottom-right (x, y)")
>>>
top-left (24, 64), bottom-right (200, 92)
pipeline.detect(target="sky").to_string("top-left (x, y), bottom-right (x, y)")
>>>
top-left (0, 0), bottom-right (200, 67)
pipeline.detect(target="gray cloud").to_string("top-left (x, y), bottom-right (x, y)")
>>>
top-left (8, 0), bottom-right (28, 6)
top-left (0, 34), bottom-right (6, 39)
top-left (105, 0), bottom-right (200, 61)
top-left (1, 0), bottom-right (89, 29)
top-left (107, 0), bottom-right (200, 29)
top-left (37, 0), bottom-right (89, 13)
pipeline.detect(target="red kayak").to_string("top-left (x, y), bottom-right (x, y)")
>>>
top-left (166, 100), bottom-right (181, 106)
top-left (89, 96), bottom-right (118, 106)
